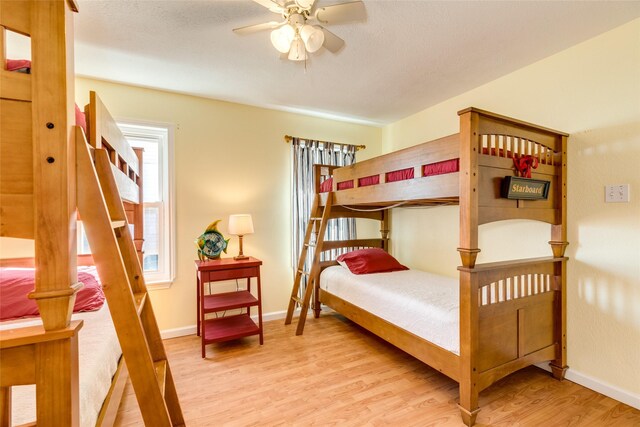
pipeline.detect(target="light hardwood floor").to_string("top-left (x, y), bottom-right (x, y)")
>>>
top-left (115, 314), bottom-right (639, 426)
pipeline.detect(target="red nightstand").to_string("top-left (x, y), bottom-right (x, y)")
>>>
top-left (195, 257), bottom-right (263, 358)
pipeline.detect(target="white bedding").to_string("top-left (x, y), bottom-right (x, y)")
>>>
top-left (320, 266), bottom-right (460, 355)
top-left (1, 303), bottom-right (121, 427)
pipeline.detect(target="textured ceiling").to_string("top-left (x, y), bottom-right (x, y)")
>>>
top-left (72, 0), bottom-right (640, 125)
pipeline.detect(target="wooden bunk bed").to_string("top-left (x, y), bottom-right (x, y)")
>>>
top-left (285, 108), bottom-right (569, 426)
top-left (0, 1), bottom-right (183, 425)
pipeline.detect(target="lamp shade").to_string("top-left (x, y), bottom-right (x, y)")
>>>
top-left (228, 214), bottom-right (254, 236)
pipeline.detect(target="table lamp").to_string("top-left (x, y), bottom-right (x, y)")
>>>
top-left (228, 214), bottom-right (254, 260)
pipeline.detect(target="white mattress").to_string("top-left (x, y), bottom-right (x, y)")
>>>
top-left (1, 303), bottom-right (122, 427)
top-left (320, 266), bottom-right (460, 355)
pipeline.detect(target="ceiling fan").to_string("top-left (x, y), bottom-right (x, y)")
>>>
top-left (233, 0), bottom-right (366, 62)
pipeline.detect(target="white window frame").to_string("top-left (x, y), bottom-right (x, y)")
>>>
top-left (118, 120), bottom-right (176, 289)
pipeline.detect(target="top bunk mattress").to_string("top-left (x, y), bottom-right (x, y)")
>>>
top-left (319, 266), bottom-right (460, 355)
top-left (1, 303), bottom-right (121, 427)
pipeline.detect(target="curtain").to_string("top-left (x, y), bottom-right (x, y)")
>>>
top-left (291, 138), bottom-right (356, 294)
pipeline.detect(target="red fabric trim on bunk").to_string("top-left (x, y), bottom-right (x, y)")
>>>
top-left (337, 180), bottom-right (354, 190)
top-left (358, 175), bottom-right (380, 187)
top-left (319, 177), bottom-right (332, 193)
top-left (423, 158), bottom-right (460, 176)
top-left (386, 167), bottom-right (414, 182)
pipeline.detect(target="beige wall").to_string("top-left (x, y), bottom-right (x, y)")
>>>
top-left (383, 19), bottom-right (640, 398)
top-left (0, 79), bottom-right (383, 330)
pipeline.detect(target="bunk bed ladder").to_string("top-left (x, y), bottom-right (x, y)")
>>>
top-left (75, 130), bottom-right (185, 426)
top-left (285, 193), bottom-right (333, 335)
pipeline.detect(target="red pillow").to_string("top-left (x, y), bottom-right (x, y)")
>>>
top-left (0, 267), bottom-right (105, 321)
top-left (6, 59), bottom-right (31, 72)
top-left (75, 103), bottom-right (87, 134)
top-left (336, 248), bottom-right (408, 275)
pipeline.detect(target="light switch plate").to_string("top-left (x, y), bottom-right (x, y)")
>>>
top-left (605, 184), bottom-right (630, 203)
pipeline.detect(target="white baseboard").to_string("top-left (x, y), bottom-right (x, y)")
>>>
top-left (536, 363), bottom-right (639, 409)
top-left (160, 310), bottom-right (288, 340)
top-left (161, 325), bottom-right (197, 339)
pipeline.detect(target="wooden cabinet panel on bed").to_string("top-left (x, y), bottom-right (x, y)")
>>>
top-left (518, 300), bottom-right (555, 357)
top-left (478, 311), bottom-right (518, 373)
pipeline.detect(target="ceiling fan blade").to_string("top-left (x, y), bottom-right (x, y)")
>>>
top-left (315, 1), bottom-right (366, 25)
top-left (233, 21), bottom-right (284, 35)
top-left (320, 27), bottom-right (345, 53)
top-left (251, 0), bottom-right (286, 13)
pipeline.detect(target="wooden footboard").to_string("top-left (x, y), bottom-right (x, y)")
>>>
top-left (460, 257), bottom-right (566, 391)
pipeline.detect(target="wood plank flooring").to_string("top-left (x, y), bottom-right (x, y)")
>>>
top-left (115, 314), bottom-right (640, 426)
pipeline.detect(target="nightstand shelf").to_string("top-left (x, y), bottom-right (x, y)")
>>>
top-left (203, 291), bottom-right (259, 312)
top-left (202, 315), bottom-right (261, 342)
top-left (195, 257), bottom-right (263, 358)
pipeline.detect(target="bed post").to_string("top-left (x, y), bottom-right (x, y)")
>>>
top-left (549, 134), bottom-right (569, 380)
top-left (28, 1), bottom-right (81, 425)
top-left (380, 209), bottom-right (390, 252)
top-left (29, 0), bottom-right (79, 330)
top-left (458, 109), bottom-right (480, 268)
top-left (458, 269), bottom-right (480, 425)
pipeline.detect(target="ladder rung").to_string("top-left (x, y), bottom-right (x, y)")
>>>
top-left (310, 217), bottom-right (322, 221)
top-left (134, 292), bottom-right (147, 316)
top-left (291, 296), bottom-right (302, 305)
top-left (111, 220), bottom-right (126, 229)
top-left (154, 360), bottom-right (167, 397)
top-left (304, 243), bottom-right (316, 248)
top-left (297, 269), bottom-right (310, 276)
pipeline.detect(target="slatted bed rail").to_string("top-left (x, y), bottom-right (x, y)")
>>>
top-left (85, 91), bottom-right (141, 205)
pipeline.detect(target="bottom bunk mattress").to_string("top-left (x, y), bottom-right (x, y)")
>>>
top-left (0, 302), bottom-right (121, 427)
top-left (319, 266), bottom-right (460, 355)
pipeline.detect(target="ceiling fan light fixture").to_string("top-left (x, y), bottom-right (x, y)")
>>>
top-left (288, 37), bottom-right (307, 61)
top-left (294, 0), bottom-right (315, 10)
top-left (300, 25), bottom-right (325, 53)
top-left (270, 24), bottom-right (295, 53)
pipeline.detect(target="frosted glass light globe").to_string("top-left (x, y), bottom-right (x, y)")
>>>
top-left (300, 25), bottom-right (325, 53)
top-left (270, 25), bottom-right (295, 53)
top-left (294, 0), bottom-right (315, 10)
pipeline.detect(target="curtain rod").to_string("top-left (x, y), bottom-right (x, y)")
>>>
top-left (284, 135), bottom-right (366, 151)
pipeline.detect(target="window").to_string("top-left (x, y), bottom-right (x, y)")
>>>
top-left (76, 122), bottom-right (174, 287)
top-left (119, 122), bottom-right (175, 287)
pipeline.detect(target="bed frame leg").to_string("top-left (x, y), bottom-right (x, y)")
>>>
top-left (0, 387), bottom-right (11, 427)
top-left (550, 363), bottom-right (568, 381)
top-left (457, 404), bottom-right (480, 426)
